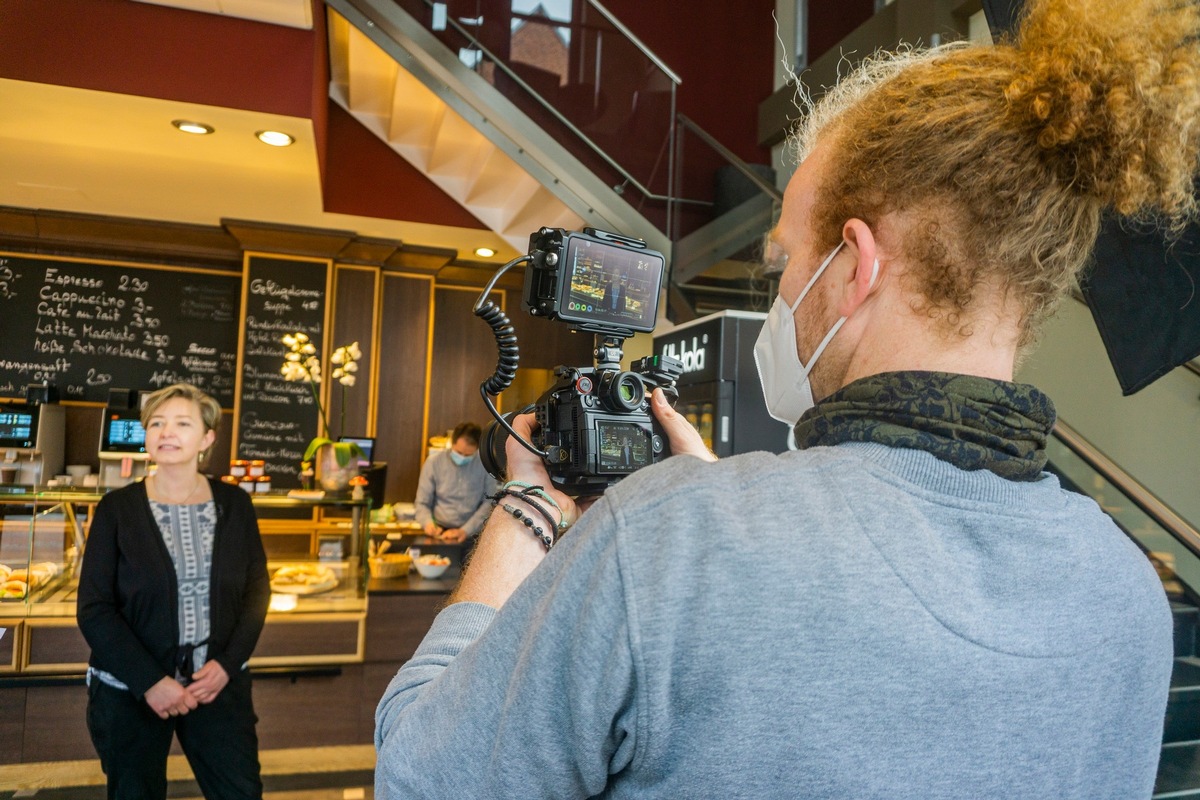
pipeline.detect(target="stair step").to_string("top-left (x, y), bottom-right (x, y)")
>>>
top-left (1157, 741), bottom-right (1200, 797)
top-left (1174, 603), bottom-right (1198, 659)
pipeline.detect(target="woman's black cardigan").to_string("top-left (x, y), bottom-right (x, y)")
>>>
top-left (77, 478), bottom-right (270, 698)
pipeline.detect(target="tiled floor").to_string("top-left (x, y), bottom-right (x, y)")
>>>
top-left (0, 745), bottom-right (374, 799)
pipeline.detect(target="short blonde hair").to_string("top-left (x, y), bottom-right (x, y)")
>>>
top-left (792, 0), bottom-right (1200, 348)
top-left (140, 383), bottom-right (222, 465)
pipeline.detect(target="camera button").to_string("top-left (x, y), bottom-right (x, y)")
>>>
top-left (652, 435), bottom-right (664, 453)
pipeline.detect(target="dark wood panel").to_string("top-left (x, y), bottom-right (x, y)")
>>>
top-left (253, 664), bottom-right (366, 749)
top-left (0, 687), bottom-right (25, 764)
top-left (26, 623), bottom-right (90, 666)
top-left (23, 684), bottom-right (92, 762)
top-left (328, 266), bottom-right (377, 442)
top-left (376, 275), bottom-right (431, 503)
top-left (253, 618), bottom-right (360, 659)
top-left (428, 287), bottom-right (503, 446)
top-left (515, 311), bottom-right (597, 371)
top-left (0, 619), bottom-right (19, 670)
top-left (363, 593), bottom-right (445, 663)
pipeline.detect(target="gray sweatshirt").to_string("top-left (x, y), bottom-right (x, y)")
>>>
top-left (412, 449), bottom-right (495, 537)
top-left (376, 442), bottom-right (1172, 799)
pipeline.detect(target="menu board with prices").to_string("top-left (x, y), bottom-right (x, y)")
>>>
top-left (233, 255), bottom-right (331, 489)
top-left (0, 253), bottom-right (240, 405)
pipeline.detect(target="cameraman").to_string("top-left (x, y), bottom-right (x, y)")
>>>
top-left (375, 0), bottom-right (1190, 795)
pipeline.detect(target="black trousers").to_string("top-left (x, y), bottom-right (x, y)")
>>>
top-left (86, 671), bottom-right (263, 800)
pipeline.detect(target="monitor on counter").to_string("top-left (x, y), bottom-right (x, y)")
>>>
top-left (0, 403), bottom-right (39, 450)
top-left (338, 436), bottom-right (374, 466)
top-left (99, 408), bottom-right (147, 457)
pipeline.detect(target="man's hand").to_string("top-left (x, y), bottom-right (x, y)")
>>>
top-left (651, 388), bottom-right (717, 462)
top-left (449, 412), bottom-right (576, 609)
top-left (423, 521), bottom-right (443, 537)
top-left (186, 660), bottom-right (230, 705)
top-left (439, 527), bottom-right (467, 543)
top-left (145, 676), bottom-right (198, 719)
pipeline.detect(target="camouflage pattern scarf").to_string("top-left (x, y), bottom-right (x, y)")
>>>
top-left (793, 371), bottom-right (1056, 481)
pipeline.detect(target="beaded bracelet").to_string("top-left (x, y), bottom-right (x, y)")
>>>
top-left (490, 488), bottom-right (560, 533)
top-left (501, 481), bottom-right (566, 520)
top-left (498, 502), bottom-right (554, 551)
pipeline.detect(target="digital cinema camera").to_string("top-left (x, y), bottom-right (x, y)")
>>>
top-left (474, 227), bottom-right (683, 496)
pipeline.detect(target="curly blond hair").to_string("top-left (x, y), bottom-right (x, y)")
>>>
top-left (793, 0), bottom-right (1200, 346)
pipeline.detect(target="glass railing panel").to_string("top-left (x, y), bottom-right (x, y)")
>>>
top-left (386, 0), bottom-right (678, 233)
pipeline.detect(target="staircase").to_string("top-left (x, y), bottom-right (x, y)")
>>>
top-left (325, 0), bottom-right (669, 255)
top-left (1158, 602), bottom-right (1200, 797)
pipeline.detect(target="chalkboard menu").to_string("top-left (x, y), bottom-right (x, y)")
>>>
top-left (0, 253), bottom-right (240, 405)
top-left (233, 255), bottom-right (330, 487)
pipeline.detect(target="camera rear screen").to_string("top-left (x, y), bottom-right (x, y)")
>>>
top-left (597, 420), bottom-right (652, 472)
top-left (560, 237), bottom-right (662, 332)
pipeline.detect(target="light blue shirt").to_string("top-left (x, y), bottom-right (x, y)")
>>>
top-left (413, 449), bottom-right (497, 537)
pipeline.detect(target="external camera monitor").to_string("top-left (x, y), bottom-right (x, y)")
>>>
top-left (99, 409), bottom-right (147, 456)
top-left (555, 233), bottom-right (663, 333)
top-left (0, 404), bottom-right (38, 450)
top-left (338, 435), bottom-right (375, 466)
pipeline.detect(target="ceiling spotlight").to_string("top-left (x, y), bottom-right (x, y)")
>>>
top-left (474, 247), bottom-right (496, 258)
top-left (172, 119), bottom-right (214, 135)
top-left (256, 130), bottom-right (295, 147)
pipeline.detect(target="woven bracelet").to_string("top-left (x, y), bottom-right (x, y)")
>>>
top-left (498, 502), bottom-right (554, 551)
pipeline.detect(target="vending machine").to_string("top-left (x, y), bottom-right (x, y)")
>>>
top-left (652, 310), bottom-right (790, 457)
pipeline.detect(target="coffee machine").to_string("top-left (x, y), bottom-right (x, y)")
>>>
top-left (0, 400), bottom-right (65, 486)
top-left (98, 390), bottom-right (149, 488)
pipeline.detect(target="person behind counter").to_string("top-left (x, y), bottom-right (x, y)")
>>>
top-left (374, 0), bottom-right (1195, 795)
top-left (77, 383), bottom-right (270, 800)
top-left (413, 421), bottom-right (497, 544)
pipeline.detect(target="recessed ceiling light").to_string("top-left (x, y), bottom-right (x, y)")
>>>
top-left (474, 247), bottom-right (496, 258)
top-left (172, 119), bottom-right (214, 135)
top-left (256, 130), bottom-right (295, 147)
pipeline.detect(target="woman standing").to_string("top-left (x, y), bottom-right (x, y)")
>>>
top-left (78, 383), bottom-right (270, 800)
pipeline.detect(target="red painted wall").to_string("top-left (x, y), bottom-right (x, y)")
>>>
top-left (0, 0), bottom-right (316, 118)
top-left (595, 0), bottom-right (777, 166)
top-left (322, 101), bottom-right (487, 229)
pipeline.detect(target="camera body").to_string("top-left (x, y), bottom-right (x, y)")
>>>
top-left (479, 227), bottom-right (683, 495)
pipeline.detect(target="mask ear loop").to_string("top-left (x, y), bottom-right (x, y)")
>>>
top-left (788, 257), bottom-right (881, 452)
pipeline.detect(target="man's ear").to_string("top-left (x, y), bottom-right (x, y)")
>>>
top-left (837, 218), bottom-right (881, 317)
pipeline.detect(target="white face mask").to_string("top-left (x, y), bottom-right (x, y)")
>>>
top-left (754, 241), bottom-right (878, 445)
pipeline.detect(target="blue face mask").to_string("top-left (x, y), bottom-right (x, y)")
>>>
top-left (449, 450), bottom-right (474, 467)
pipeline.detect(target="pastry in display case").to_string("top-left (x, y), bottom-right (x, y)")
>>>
top-left (0, 500), bottom-right (82, 606)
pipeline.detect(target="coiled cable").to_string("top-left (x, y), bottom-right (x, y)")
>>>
top-left (474, 255), bottom-right (547, 458)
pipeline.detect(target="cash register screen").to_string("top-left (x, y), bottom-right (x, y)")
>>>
top-left (0, 405), bottom-right (37, 449)
top-left (100, 410), bottom-right (147, 455)
top-left (338, 436), bottom-right (375, 467)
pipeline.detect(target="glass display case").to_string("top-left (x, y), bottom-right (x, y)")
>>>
top-left (0, 487), bottom-right (372, 672)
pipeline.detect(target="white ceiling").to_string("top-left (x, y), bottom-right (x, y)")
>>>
top-left (0, 1), bottom-right (518, 260)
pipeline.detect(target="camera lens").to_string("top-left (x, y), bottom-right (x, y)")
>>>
top-left (600, 371), bottom-right (645, 412)
top-left (479, 416), bottom-right (511, 480)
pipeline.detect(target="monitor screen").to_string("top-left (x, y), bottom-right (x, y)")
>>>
top-left (596, 420), bottom-right (652, 474)
top-left (0, 405), bottom-right (38, 449)
top-left (338, 436), bottom-right (375, 466)
top-left (100, 410), bottom-right (147, 454)
top-left (557, 236), bottom-right (662, 332)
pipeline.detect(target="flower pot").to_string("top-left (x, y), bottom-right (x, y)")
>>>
top-left (313, 442), bottom-right (359, 491)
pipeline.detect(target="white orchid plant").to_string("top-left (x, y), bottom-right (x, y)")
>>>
top-left (281, 332), bottom-right (365, 467)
